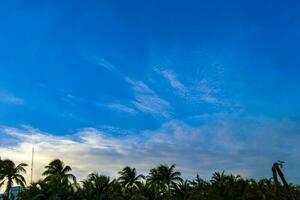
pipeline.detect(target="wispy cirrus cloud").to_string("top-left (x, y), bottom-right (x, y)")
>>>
top-left (154, 67), bottom-right (222, 105)
top-left (86, 56), bottom-right (128, 79)
top-left (88, 57), bottom-right (172, 118)
top-left (107, 103), bottom-right (137, 114)
top-left (197, 79), bottom-right (220, 104)
top-left (126, 79), bottom-right (172, 118)
top-left (154, 68), bottom-right (187, 96)
top-left (96, 58), bottom-right (123, 76)
top-left (0, 92), bottom-right (24, 105)
top-left (87, 56), bottom-right (236, 117)
top-left (61, 94), bottom-right (85, 106)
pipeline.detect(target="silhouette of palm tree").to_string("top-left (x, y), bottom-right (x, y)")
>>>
top-left (43, 159), bottom-right (76, 184)
top-left (0, 159), bottom-right (27, 196)
top-left (173, 180), bottom-right (192, 199)
top-left (82, 173), bottom-right (112, 199)
top-left (211, 171), bottom-right (226, 184)
top-left (148, 164), bottom-right (182, 193)
top-left (118, 166), bottom-right (144, 192)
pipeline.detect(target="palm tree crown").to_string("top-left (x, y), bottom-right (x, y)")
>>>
top-left (0, 159), bottom-right (27, 195)
top-left (147, 164), bottom-right (182, 190)
top-left (118, 166), bottom-right (144, 190)
top-left (82, 173), bottom-right (112, 199)
top-left (43, 158), bottom-right (76, 184)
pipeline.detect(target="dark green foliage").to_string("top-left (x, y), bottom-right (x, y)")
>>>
top-left (80, 173), bottom-right (112, 199)
top-left (118, 166), bottom-right (145, 195)
top-left (0, 158), bottom-right (27, 199)
top-left (0, 157), bottom-right (298, 200)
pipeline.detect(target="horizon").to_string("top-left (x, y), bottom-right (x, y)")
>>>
top-left (1, 0), bottom-right (300, 184)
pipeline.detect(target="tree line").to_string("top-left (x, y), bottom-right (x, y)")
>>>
top-left (0, 157), bottom-right (299, 200)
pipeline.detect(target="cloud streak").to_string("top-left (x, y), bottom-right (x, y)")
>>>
top-left (90, 58), bottom-right (172, 118)
top-left (154, 68), bottom-right (187, 96)
top-left (107, 103), bottom-right (137, 114)
top-left (154, 67), bottom-right (223, 105)
top-left (127, 79), bottom-right (172, 118)
top-left (197, 79), bottom-right (221, 104)
top-left (0, 92), bottom-right (24, 105)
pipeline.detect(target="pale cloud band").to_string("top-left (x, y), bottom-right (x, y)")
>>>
top-left (1, 117), bottom-right (300, 183)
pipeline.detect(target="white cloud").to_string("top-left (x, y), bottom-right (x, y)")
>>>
top-left (86, 58), bottom-right (172, 118)
top-left (127, 79), bottom-right (172, 118)
top-left (0, 126), bottom-right (130, 182)
top-left (107, 103), bottom-right (137, 114)
top-left (0, 92), bottom-right (24, 105)
top-left (196, 79), bottom-right (221, 104)
top-left (154, 68), bottom-right (223, 105)
top-left (96, 58), bottom-right (121, 75)
top-left (91, 57), bottom-right (129, 80)
top-left (1, 117), bottom-right (300, 183)
top-left (154, 68), bottom-right (187, 95)
top-left (61, 94), bottom-right (85, 106)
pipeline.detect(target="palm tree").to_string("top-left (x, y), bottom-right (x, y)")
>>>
top-left (10, 158), bottom-right (300, 200)
top-left (147, 164), bottom-right (182, 196)
top-left (81, 173), bottom-right (112, 200)
top-left (131, 181), bottom-right (157, 200)
top-left (0, 159), bottom-right (27, 196)
top-left (43, 159), bottom-right (76, 184)
top-left (42, 159), bottom-right (77, 199)
top-left (19, 180), bottom-right (50, 200)
top-left (173, 180), bottom-right (192, 200)
top-left (211, 171), bottom-right (226, 185)
top-left (118, 166), bottom-right (144, 191)
top-left (190, 174), bottom-right (210, 198)
top-left (107, 180), bottom-right (124, 200)
top-left (147, 167), bottom-right (160, 186)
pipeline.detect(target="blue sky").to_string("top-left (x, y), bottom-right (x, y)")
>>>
top-left (1, 0), bottom-right (300, 182)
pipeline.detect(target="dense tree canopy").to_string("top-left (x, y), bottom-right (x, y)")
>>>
top-left (0, 158), bottom-right (299, 200)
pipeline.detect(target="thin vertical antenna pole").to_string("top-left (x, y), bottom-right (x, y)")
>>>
top-left (30, 145), bottom-right (34, 184)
